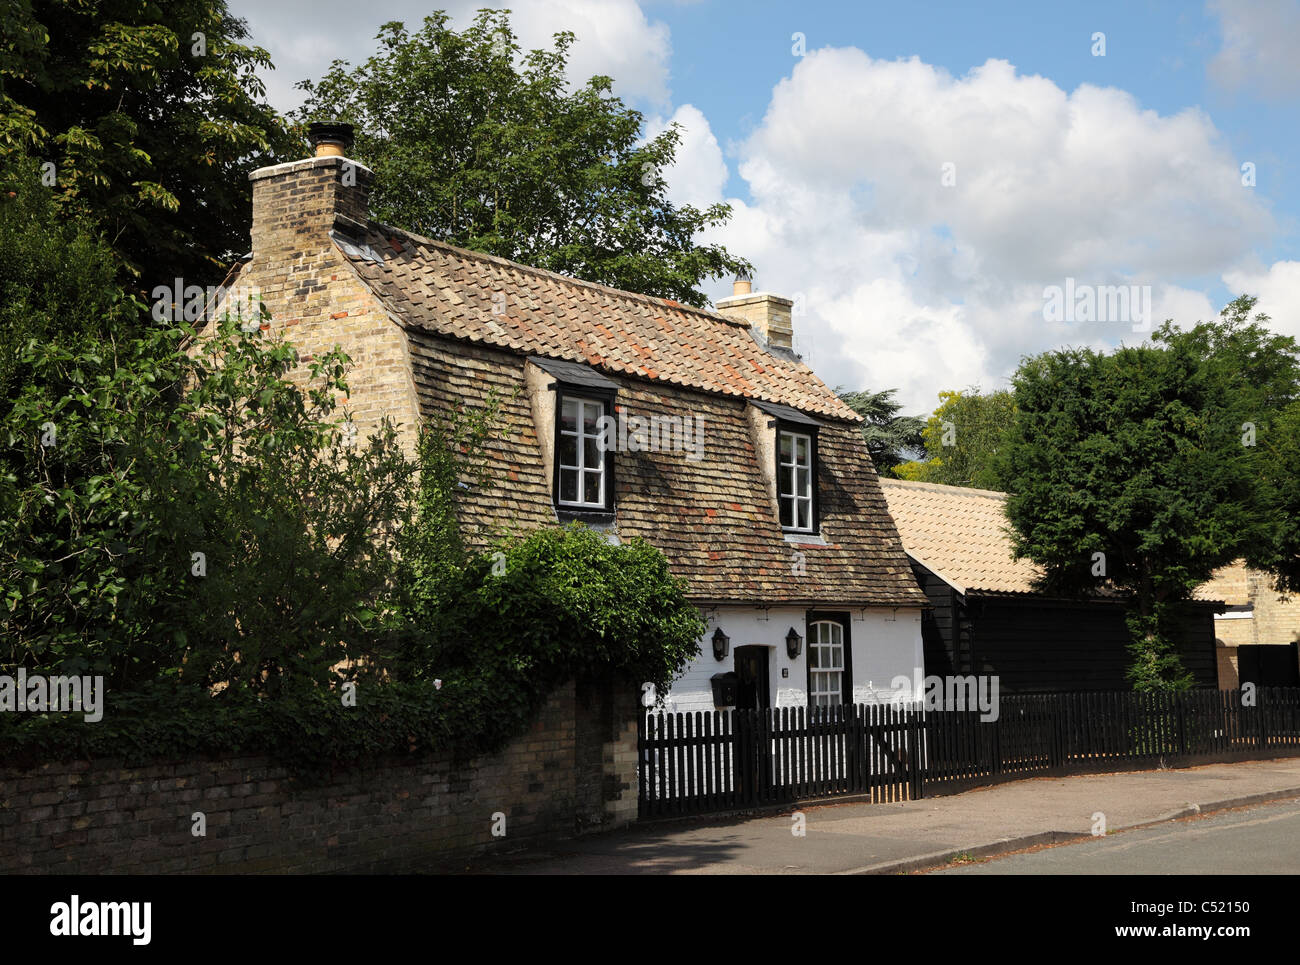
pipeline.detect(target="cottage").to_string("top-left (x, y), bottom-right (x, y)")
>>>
top-left (878, 477), bottom-right (1222, 692)
top-left (224, 125), bottom-right (927, 713)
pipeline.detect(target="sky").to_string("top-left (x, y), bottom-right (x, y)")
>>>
top-left (226, 0), bottom-right (1300, 414)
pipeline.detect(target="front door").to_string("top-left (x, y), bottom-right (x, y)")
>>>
top-left (734, 646), bottom-right (771, 711)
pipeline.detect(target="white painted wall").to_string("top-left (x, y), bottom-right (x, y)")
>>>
top-left (661, 605), bottom-right (925, 712)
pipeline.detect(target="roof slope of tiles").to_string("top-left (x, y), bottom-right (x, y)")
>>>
top-left (877, 478), bottom-right (1053, 596)
top-left (408, 335), bottom-right (926, 607)
top-left (333, 220), bottom-right (859, 421)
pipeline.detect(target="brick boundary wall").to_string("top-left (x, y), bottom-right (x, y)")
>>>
top-left (0, 681), bottom-right (638, 874)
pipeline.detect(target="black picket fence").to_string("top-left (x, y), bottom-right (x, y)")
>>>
top-left (637, 687), bottom-right (1300, 819)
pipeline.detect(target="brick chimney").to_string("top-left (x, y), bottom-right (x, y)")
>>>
top-left (249, 122), bottom-right (374, 261)
top-left (714, 272), bottom-right (794, 350)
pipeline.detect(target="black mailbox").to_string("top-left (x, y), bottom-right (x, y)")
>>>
top-left (710, 672), bottom-right (738, 708)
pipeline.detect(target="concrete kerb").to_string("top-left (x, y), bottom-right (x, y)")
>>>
top-left (839, 785), bottom-right (1300, 875)
top-left (634, 791), bottom-right (880, 829)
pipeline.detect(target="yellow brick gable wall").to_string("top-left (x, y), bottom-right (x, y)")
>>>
top-left (243, 250), bottom-right (422, 457)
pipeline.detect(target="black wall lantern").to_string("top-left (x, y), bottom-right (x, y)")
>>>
top-left (785, 627), bottom-right (803, 659)
top-left (711, 627), bottom-right (731, 661)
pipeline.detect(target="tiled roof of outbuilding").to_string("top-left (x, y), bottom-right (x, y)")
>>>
top-left (878, 478), bottom-right (1043, 595)
top-left (881, 478), bottom-right (1229, 606)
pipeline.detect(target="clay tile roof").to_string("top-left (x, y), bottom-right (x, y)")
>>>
top-left (333, 221), bottom-right (859, 420)
top-left (877, 478), bottom-right (1050, 596)
top-left (406, 335), bottom-right (927, 608)
top-left (881, 479), bottom-right (1233, 605)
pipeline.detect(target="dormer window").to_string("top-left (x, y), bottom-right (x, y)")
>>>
top-left (557, 394), bottom-right (609, 509)
top-left (748, 399), bottom-right (825, 536)
top-left (778, 427), bottom-right (816, 532)
top-left (526, 356), bottom-right (620, 519)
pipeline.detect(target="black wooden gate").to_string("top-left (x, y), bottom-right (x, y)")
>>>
top-left (637, 703), bottom-right (920, 818)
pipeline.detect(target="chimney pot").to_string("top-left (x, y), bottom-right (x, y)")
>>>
top-left (308, 121), bottom-right (355, 158)
top-left (732, 271), bottom-right (753, 297)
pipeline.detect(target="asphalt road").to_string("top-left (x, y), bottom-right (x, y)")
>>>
top-left (931, 797), bottom-right (1300, 874)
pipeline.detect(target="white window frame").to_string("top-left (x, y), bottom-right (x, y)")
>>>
top-left (808, 620), bottom-right (845, 707)
top-left (557, 395), bottom-right (607, 509)
top-left (778, 428), bottom-right (814, 532)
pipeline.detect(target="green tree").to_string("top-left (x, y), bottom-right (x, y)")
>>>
top-left (293, 10), bottom-right (749, 307)
top-left (1152, 295), bottom-right (1300, 594)
top-left (2, 313), bottom-right (417, 695)
top-left (1152, 296), bottom-right (1300, 416)
top-left (1, 0), bottom-right (296, 286)
top-left (1, 161), bottom-right (416, 691)
top-left (895, 388), bottom-right (1015, 489)
top-left (1, 152), bottom-right (704, 763)
top-left (836, 387), bottom-right (925, 474)
top-left (1261, 399), bottom-right (1300, 593)
top-left (999, 337), bottom-right (1276, 691)
top-left (0, 154), bottom-right (136, 405)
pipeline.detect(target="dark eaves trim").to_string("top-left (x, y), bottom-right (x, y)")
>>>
top-left (528, 355), bottom-right (622, 392)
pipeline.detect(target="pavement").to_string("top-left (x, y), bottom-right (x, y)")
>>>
top-left (465, 757), bottom-right (1300, 874)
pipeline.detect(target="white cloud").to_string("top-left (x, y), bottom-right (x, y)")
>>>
top-left (1150, 285), bottom-right (1219, 333)
top-left (1207, 0), bottom-right (1300, 97)
top-left (228, 0), bottom-right (671, 114)
top-left (1223, 261), bottom-right (1300, 340)
top-left (696, 48), bottom-right (1274, 411)
top-left (643, 104), bottom-right (728, 208)
top-left (229, 3), bottom-right (1288, 416)
top-left (504, 0), bottom-right (672, 107)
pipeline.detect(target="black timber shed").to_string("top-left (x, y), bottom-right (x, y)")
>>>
top-left (879, 478), bottom-right (1222, 693)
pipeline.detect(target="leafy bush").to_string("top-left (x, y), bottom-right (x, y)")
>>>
top-left (418, 524), bottom-right (704, 753)
top-left (2, 309), bottom-right (414, 694)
